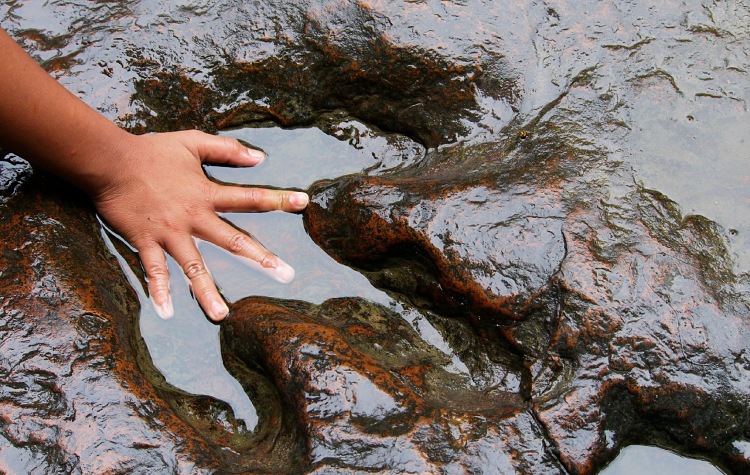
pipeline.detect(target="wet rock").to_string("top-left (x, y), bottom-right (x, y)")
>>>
top-left (221, 297), bottom-right (566, 474)
top-left (303, 128), bottom-right (750, 474)
top-left (3, 0), bottom-right (539, 148)
top-left (0, 174), bottom-right (304, 473)
top-left (1, 0), bottom-right (749, 473)
top-left (305, 171), bottom-right (567, 323)
top-left (0, 174), bottom-right (211, 473)
top-left (0, 154), bottom-right (32, 203)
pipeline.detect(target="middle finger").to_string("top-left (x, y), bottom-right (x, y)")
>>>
top-left (211, 184), bottom-right (309, 213)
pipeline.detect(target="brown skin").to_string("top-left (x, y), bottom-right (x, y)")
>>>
top-left (0, 27), bottom-right (308, 321)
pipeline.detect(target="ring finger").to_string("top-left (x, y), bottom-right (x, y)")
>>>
top-left (165, 236), bottom-right (229, 321)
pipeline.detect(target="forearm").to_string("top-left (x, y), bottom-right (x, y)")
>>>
top-left (0, 27), bottom-right (132, 194)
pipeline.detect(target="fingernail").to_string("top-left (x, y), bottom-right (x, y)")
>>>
top-left (275, 260), bottom-right (295, 283)
top-left (211, 300), bottom-right (229, 320)
top-left (290, 192), bottom-right (309, 208)
top-left (153, 296), bottom-right (174, 320)
top-left (246, 147), bottom-right (265, 163)
top-left (162, 294), bottom-right (174, 319)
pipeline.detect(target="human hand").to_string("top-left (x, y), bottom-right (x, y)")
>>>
top-left (92, 130), bottom-right (308, 321)
top-left (0, 28), bottom-right (307, 320)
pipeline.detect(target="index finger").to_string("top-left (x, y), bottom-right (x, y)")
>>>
top-left (180, 130), bottom-right (266, 166)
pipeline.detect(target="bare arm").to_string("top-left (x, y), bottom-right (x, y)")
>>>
top-left (0, 27), bottom-right (308, 321)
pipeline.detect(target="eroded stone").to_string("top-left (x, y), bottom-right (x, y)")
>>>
top-left (1, 0), bottom-right (749, 473)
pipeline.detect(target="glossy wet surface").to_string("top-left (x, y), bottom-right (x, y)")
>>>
top-left (118, 122), bottom-right (735, 475)
top-left (135, 123), bottom-right (400, 430)
top-left (600, 446), bottom-right (726, 475)
top-left (627, 87), bottom-right (750, 273)
top-left (2, 0), bottom-right (750, 473)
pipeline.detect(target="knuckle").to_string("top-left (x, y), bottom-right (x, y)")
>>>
top-left (226, 137), bottom-right (243, 153)
top-left (144, 263), bottom-right (169, 280)
top-left (227, 233), bottom-right (247, 254)
top-left (182, 200), bottom-right (207, 216)
top-left (201, 182), bottom-right (217, 202)
top-left (179, 129), bottom-right (200, 145)
top-left (182, 259), bottom-right (207, 280)
top-left (243, 187), bottom-right (264, 205)
top-left (242, 242), bottom-right (274, 267)
top-left (186, 129), bottom-right (203, 140)
top-left (258, 250), bottom-right (277, 269)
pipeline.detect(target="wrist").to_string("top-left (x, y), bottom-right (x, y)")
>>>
top-left (58, 124), bottom-right (138, 199)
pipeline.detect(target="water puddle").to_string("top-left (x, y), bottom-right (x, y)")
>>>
top-left (626, 96), bottom-right (750, 274)
top-left (114, 119), bottom-right (425, 430)
top-left (0, 433), bottom-right (45, 474)
top-left (599, 445), bottom-right (726, 475)
top-left (104, 120), bottom-right (739, 474)
top-left (210, 118), bottom-right (425, 188)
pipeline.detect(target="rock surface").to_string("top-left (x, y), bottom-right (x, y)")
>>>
top-left (0, 173), bottom-right (220, 474)
top-left (303, 140), bottom-right (750, 473)
top-left (2, 0), bottom-right (750, 473)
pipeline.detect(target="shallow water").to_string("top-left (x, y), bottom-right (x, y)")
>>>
top-left (127, 124), bottom-right (729, 474)
top-left (132, 121), bottom-right (421, 429)
top-left (0, 433), bottom-right (45, 474)
top-left (601, 445), bottom-right (726, 475)
top-left (627, 95), bottom-right (750, 273)
top-left (2, 0), bottom-right (749, 470)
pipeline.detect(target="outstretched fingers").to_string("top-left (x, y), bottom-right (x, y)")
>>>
top-left (197, 216), bottom-right (295, 284)
top-left (211, 184), bottom-right (309, 213)
top-left (165, 237), bottom-right (229, 322)
top-left (181, 130), bottom-right (266, 167)
top-left (139, 245), bottom-right (174, 320)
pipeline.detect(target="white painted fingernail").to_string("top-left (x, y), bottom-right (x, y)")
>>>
top-left (211, 300), bottom-right (229, 320)
top-left (275, 260), bottom-right (295, 283)
top-left (162, 295), bottom-right (174, 320)
top-left (152, 300), bottom-right (166, 319)
top-left (290, 192), bottom-right (309, 208)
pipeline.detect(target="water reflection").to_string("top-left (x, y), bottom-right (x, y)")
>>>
top-left (0, 433), bottom-right (44, 473)
top-left (599, 445), bottom-right (726, 475)
top-left (197, 213), bottom-right (389, 306)
top-left (205, 121), bottom-right (418, 305)
top-left (210, 119), bottom-right (424, 189)
top-left (107, 121), bottom-right (735, 475)
top-left (627, 96), bottom-right (750, 274)
top-left (103, 227), bottom-right (260, 428)
top-left (127, 120), bottom-right (420, 430)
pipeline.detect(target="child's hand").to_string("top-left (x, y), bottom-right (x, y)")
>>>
top-left (1, 27), bottom-right (307, 321)
top-left (92, 130), bottom-right (308, 321)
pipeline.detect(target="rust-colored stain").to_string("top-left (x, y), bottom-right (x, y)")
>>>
top-left (2, 0), bottom-right (749, 473)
